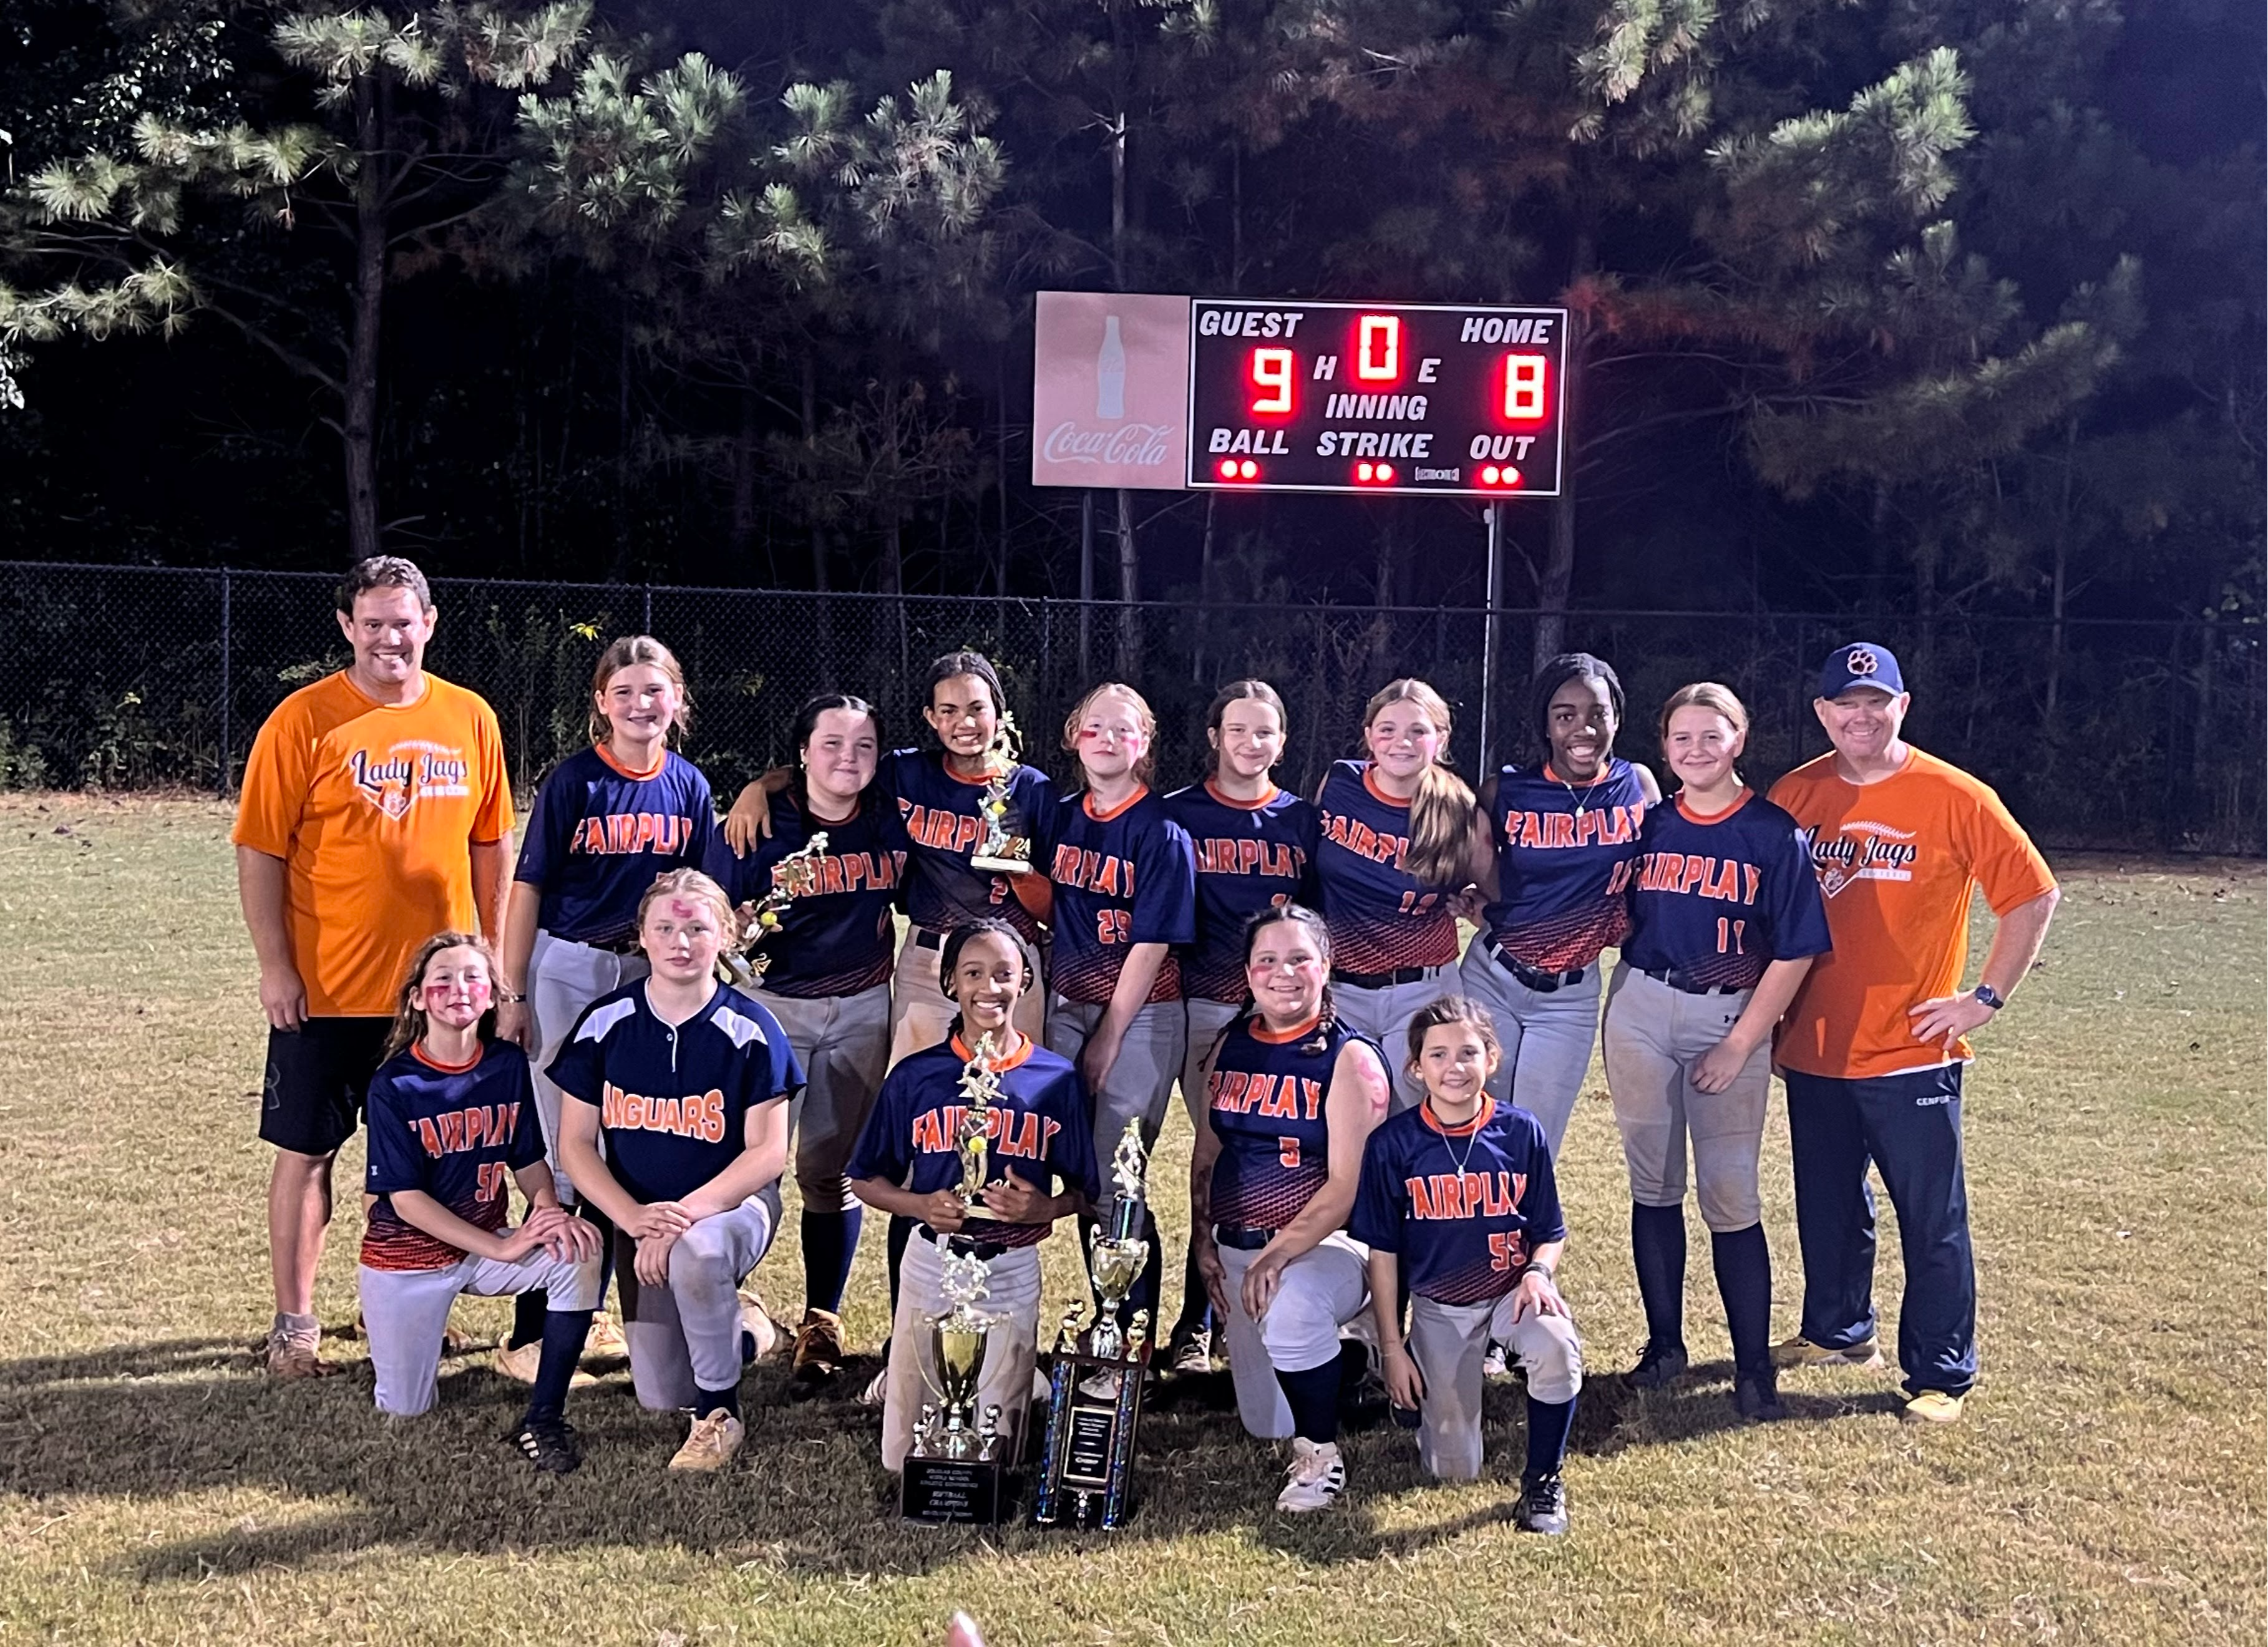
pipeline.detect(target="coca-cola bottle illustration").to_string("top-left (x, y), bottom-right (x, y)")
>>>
top-left (1096, 314), bottom-right (1127, 419)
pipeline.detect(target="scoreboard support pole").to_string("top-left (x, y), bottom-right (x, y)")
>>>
top-left (1478, 502), bottom-right (1507, 774)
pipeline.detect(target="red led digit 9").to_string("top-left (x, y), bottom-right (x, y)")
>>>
top-left (1248, 347), bottom-right (1295, 417)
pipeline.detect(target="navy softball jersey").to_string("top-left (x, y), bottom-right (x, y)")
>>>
top-left (362, 1041), bottom-right (545, 1272)
top-left (1622, 789), bottom-right (1832, 990)
top-left (1044, 786), bottom-right (1198, 1005)
top-left (845, 1033), bottom-right (1100, 1248)
top-left (547, 983), bottom-right (802, 1205)
top-left (1207, 1014), bottom-right (1379, 1230)
top-left (1164, 781), bottom-right (1320, 1003)
top-left (887, 749), bottom-right (1054, 945)
top-left (515, 746), bottom-right (719, 946)
top-left (1481, 758), bottom-right (1650, 971)
top-left (1350, 1099), bottom-right (1566, 1305)
top-left (1313, 761), bottom-right (1460, 974)
top-left (704, 789), bottom-right (904, 998)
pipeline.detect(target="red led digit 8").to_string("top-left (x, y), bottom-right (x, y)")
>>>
top-left (1355, 315), bottom-right (1401, 382)
top-left (1503, 352), bottom-right (1549, 422)
top-left (1248, 347), bottom-right (1295, 417)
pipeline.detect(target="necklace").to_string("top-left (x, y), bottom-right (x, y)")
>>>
top-left (1431, 1100), bottom-right (1487, 1176)
top-left (1558, 764), bottom-right (1609, 819)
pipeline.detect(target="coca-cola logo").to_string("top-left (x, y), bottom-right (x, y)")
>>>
top-left (1041, 421), bottom-right (1175, 467)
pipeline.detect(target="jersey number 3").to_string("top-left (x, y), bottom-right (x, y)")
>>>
top-left (1277, 1137), bottom-right (1302, 1168)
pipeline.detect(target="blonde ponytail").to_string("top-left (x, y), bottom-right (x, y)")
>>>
top-left (1362, 678), bottom-right (1476, 887)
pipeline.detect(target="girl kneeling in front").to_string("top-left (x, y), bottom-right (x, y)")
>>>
top-left (847, 919), bottom-right (1099, 1472)
top-left (359, 933), bottom-right (603, 1472)
top-left (1353, 996), bottom-right (1582, 1533)
top-left (1189, 905), bottom-right (1393, 1513)
top-left (551, 870), bottom-right (801, 1472)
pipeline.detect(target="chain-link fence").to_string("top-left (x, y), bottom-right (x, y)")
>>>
top-left (2, 560), bottom-right (2259, 853)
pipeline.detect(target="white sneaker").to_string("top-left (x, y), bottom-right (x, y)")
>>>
top-left (738, 1290), bottom-right (784, 1361)
top-left (857, 1365), bottom-right (889, 1407)
top-left (1481, 1341), bottom-right (1512, 1380)
top-left (1275, 1437), bottom-right (1346, 1513)
top-left (1078, 1369), bottom-right (1124, 1402)
top-left (667, 1409), bottom-right (746, 1472)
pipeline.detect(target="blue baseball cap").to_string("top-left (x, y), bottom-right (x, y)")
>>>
top-left (1818, 641), bottom-right (1905, 699)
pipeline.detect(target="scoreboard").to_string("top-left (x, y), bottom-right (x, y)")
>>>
top-left (1185, 299), bottom-right (1569, 497)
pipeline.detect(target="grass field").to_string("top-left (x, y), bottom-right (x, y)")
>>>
top-left (0, 792), bottom-right (2261, 1646)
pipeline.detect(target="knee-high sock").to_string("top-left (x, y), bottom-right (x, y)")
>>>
top-left (1525, 1393), bottom-right (1577, 1477)
top-left (522, 1307), bottom-right (594, 1426)
top-left (1710, 1222), bottom-right (1774, 1379)
top-left (1275, 1361), bottom-right (1340, 1445)
top-left (801, 1205), bottom-right (863, 1315)
top-left (1632, 1202), bottom-right (1688, 1351)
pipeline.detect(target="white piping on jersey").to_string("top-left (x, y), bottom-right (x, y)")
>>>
top-left (572, 998), bottom-right (638, 1044)
top-left (708, 1003), bottom-right (769, 1051)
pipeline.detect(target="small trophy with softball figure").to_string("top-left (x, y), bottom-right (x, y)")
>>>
top-left (721, 830), bottom-right (829, 987)
top-left (967, 711), bottom-right (1033, 875)
top-left (902, 1244), bottom-right (1008, 1524)
top-left (951, 1031), bottom-right (1005, 1222)
top-left (1033, 1119), bottom-right (1154, 1530)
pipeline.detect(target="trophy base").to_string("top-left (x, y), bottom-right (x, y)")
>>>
top-left (902, 1457), bottom-right (1008, 1525)
top-left (968, 856), bottom-right (1031, 875)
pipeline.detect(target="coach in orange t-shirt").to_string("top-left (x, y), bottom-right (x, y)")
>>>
top-left (232, 557), bottom-right (515, 1377)
top-left (1766, 642), bottom-right (2058, 1425)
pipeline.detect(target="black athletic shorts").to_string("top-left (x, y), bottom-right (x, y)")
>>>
top-left (259, 1016), bottom-right (392, 1156)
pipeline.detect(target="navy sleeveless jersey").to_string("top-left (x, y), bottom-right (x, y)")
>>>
top-left (1044, 786), bottom-right (1198, 1006)
top-left (887, 749), bottom-right (1054, 945)
top-left (1623, 789), bottom-right (1832, 989)
top-left (1313, 760), bottom-right (1458, 973)
top-left (515, 745), bottom-right (718, 946)
top-left (1481, 757), bottom-right (1650, 971)
top-left (704, 789), bottom-right (904, 998)
top-left (1206, 1014), bottom-right (1383, 1230)
top-left (547, 983), bottom-right (802, 1205)
top-left (1350, 1098), bottom-right (1565, 1305)
top-left (845, 1032), bottom-right (1101, 1248)
top-left (361, 1041), bottom-right (545, 1272)
top-left (1164, 781), bottom-right (1321, 1003)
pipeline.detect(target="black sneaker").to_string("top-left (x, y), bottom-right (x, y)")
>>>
top-left (1735, 1368), bottom-right (1787, 1422)
top-left (1514, 1470), bottom-right (1568, 1535)
top-left (508, 1417), bottom-right (583, 1474)
top-left (1627, 1340), bottom-right (1689, 1389)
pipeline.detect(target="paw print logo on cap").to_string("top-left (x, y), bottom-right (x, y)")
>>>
top-left (1846, 647), bottom-right (1879, 677)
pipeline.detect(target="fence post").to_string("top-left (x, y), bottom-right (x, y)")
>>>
top-left (642, 584), bottom-right (653, 634)
top-left (218, 568), bottom-right (233, 795)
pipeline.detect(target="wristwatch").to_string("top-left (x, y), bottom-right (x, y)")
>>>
top-left (1972, 983), bottom-right (2003, 1011)
top-left (1521, 1261), bottom-right (1557, 1286)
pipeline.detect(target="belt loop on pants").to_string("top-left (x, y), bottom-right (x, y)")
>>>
top-left (1640, 964), bottom-right (1743, 997)
top-left (1330, 965), bottom-right (1433, 989)
top-left (1486, 940), bottom-right (1584, 993)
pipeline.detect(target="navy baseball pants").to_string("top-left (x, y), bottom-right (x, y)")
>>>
top-left (1783, 1065), bottom-right (1975, 1398)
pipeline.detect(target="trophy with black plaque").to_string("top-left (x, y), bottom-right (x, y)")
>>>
top-left (1033, 1120), bottom-right (1153, 1530)
top-left (901, 1244), bottom-right (1008, 1525)
top-left (967, 712), bottom-right (1033, 875)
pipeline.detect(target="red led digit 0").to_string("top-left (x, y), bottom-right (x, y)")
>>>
top-left (1248, 347), bottom-right (1295, 417)
top-left (1356, 315), bottom-right (1401, 381)
top-left (1503, 352), bottom-right (1549, 422)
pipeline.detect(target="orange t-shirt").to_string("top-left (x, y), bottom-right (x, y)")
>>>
top-left (232, 671), bottom-right (515, 1018)
top-left (1767, 747), bottom-right (2055, 1081)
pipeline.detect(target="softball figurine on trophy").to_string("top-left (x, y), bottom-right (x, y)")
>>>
top-left (952, 1031), bottom-right (1004, 1222)
top-left (902, 1244), bottom-right (1008, 1525)
top-left (1033, 1119), bottom-right (1154, 1530)
top-left (967, 711), bottom-right (1033, 875)
top-left (722, 829), bottom-right (830, 988)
